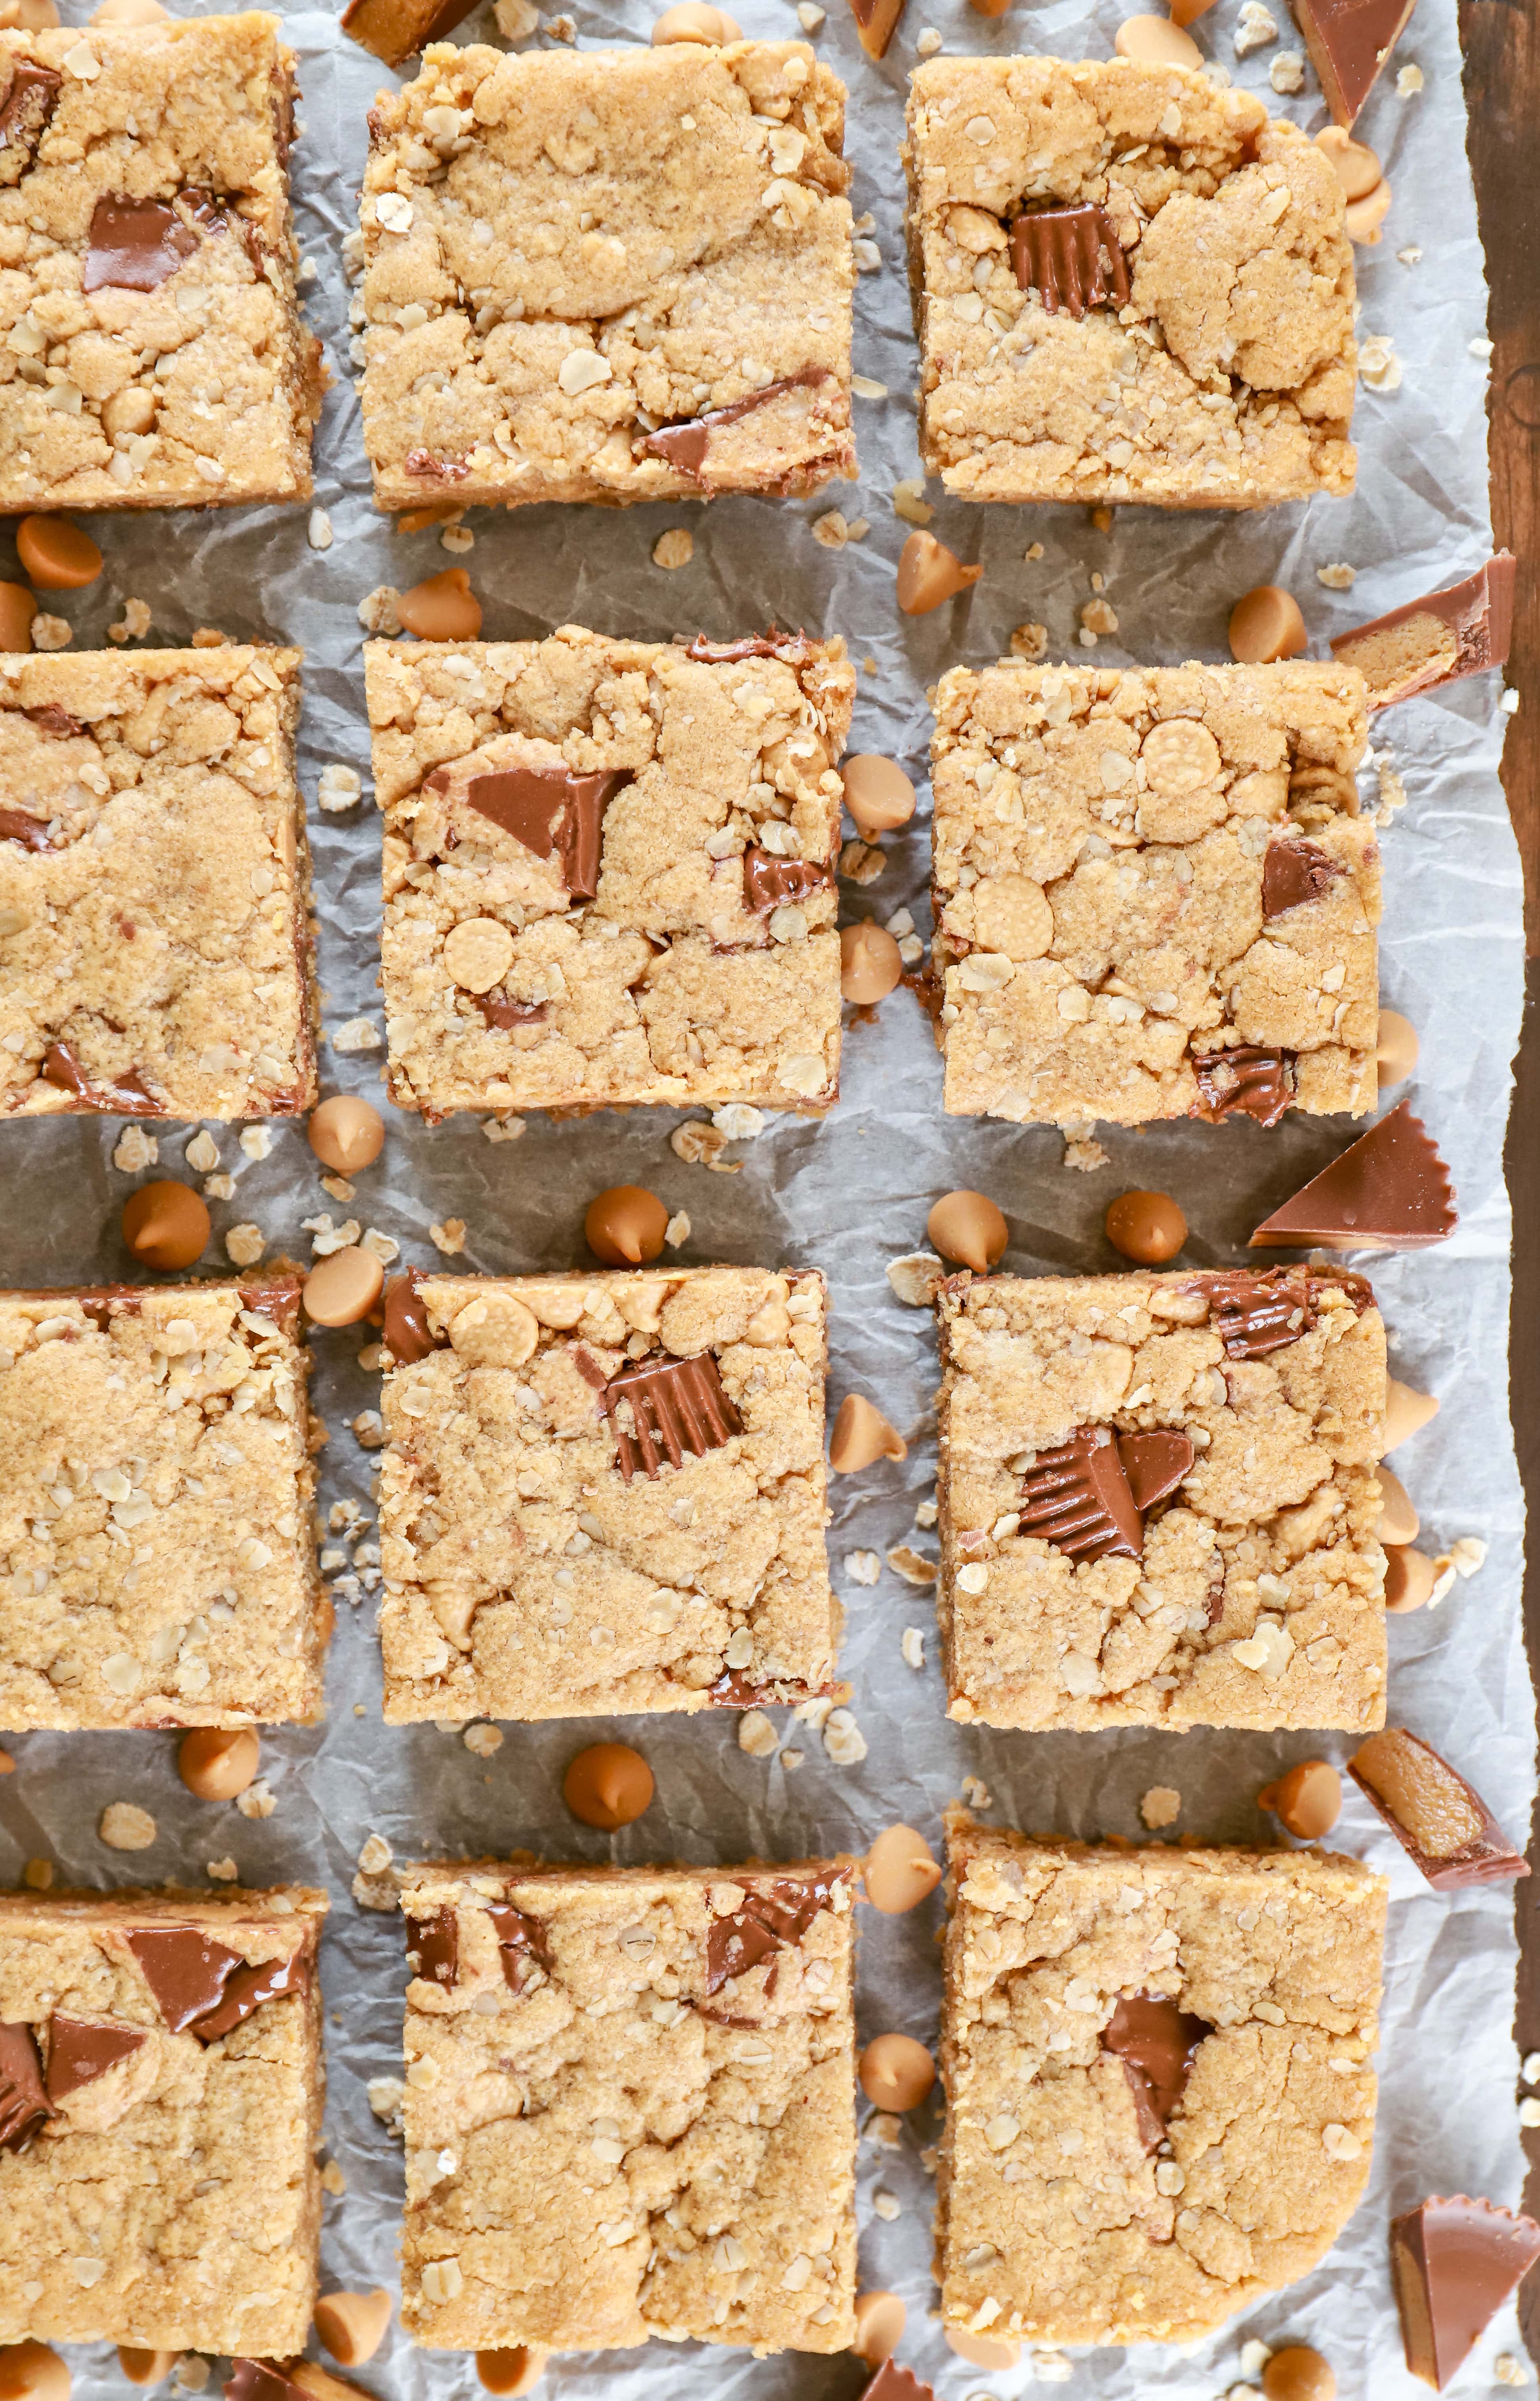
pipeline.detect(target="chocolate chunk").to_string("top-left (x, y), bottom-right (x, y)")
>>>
top-left (1249, 1101), bottom-right (1456, 1251)
top-left (1187, 1264), bottom-right (1371, 1357)
top-left (1262, 837), bottom-right (1344, 917)
top-left (1019, 1426), bottom-right (1144, 1563)
top-left (237, 1276), bottom-right (303, 1337)
top-left (1330, 552), bottom-right (1516, 706)
top-left (1390, 2196), bottom-right (1540, 2391)
top-left (602, 1351), bottom-right (743, 1482)
top-left (486, 1903), bottom-right (552, 1985)
top-left (41, 1042), bottom-right (158, 1114)
top-left (860, 2366), bottom-right (936, 2401)
top-left (1117, 1430), bottom-right (1194, 1515)
top-left (1009, 204), bottom-right (1130, 318)
top-left (704, 1871), bottom-right (846, 1995)
top-left (741, 848), bottom-right (834, 914)
top-left (685, 631), bottom-right (813, 665)
top-left (404, 449), bottom-right (470, 481)
top-left (1289, 0), bottom-right (1419, 127)
top-left (84, 196), bottom-right (200, 293)
top-left (45, 2016), bottom-right (147, 2103)
top-left (1348, 1729), bottom-right (1529, 1891)
top-left (226, 2363), bottom-right (311, 2401)
top-left (1192, 1045), bottom-right (1296, 1127)
top-left (1101, 1991), bottom-right (1209, 2152)
top-left (640, 369), bottom-right (830, 477)
top-left (190, 1948), bottom-right (309, 2044)
top-left (0, 807), bottom-right (52, 851)
top-left (475, 992), bottom-right (547, 1031)
top-left (0, 61), bottom-right (61, 182)
top-left (23, 703), bottom-right (83, 738)
top-left (462, 765), bottom-right (631, 902)
top-left (383, 1269), bottom-right (443, 1364)
top-left (124, 1927), bottom-right (246, 2033)
top-left (0, 2021), bottom-right (50, 2152)
top-left (406, 1909), bottom-right (458, 1988)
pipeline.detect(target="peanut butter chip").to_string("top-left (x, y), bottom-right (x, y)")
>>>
top-left (121, 1180), bottom-right (210, 1271)
top-left (1258, 1758), bottom-right (1342, 1839)
top-left (449, 1292), bottom-right (539, 1367)
top-left (563, 1742), bottom-right (654, 1829)
top-left (1375, 1466), bottom-right (1419, 1545)
top-left (1344, 183), bottom-right (1392, 244)
top-left (305, 1246), bottom-right (387, 1327)
top-left (842, 754), bottom-right (917, 837)
top-left (1383, 1544), bottom-right (1436, 1613)
top-left (859, 2032), bottom-right (936, 2111)
top-left (852, 2291), bottom-right (907, 2366)
top-left (1105, 1188), bottom-right (1186, 1264)
top-left (1263, 2344), bottom-right (1337, 2401)
top-left (971, 872), bottom-right (1052, 960)
top-left (0, 584), bottom-right (37, 652)
top-left (443, 916), bottom-right (516, 992)
top-left (1376, 1007), bottom-right (1419, 1088)
top-left (177, 1727), bottom-right (260, 1801)
top-left (945, 2331), bottom-right (1020, 2371)
top-left (1229, 584), bottom-right (1308, 665)
top-left (115, 2353), bottom-right (176, 2389)
top-left (1114, 11), bottom-right (1202, 64)
top-left (476, 2353), bottom-right (547, 2399)
top-left (864, 1822), bottom-right (942, 1914)
top-left (1314, 125), bottom-right (1383, 202)
top-left (830, 1393), bottom-right (907, 1473)
top-left (0, 2345), bottom-right (70, 2401)
top-left (1352, 1730), bottom-right (1485, 1858)
top-left (841, 922), bottom-right (903, 1005)
top-left (308, 1095), bottom-right (385, 1174)
top-left (650, 0), bottom-right (741, 35)
top-left (584, 1184), bottom-right (669, 1265)
top-left (927, 1188), bottom-right (1008, 1274)
top-left (896, 530), bottom-right (983, 616)
top-left (15, 516), bottom-right (102, 590)
top-left (397, 567), bottom-right (482, 641)
top-left (1383, 1375), bottom-right (1438, 1452)
top-left (1140, 716), bottom-right (1222, 796)
top-left (315, 2290), bottom-right (394, 2368)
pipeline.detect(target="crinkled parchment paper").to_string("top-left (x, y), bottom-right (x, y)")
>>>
top-left (0, 0), bottom-right (1527, 2393)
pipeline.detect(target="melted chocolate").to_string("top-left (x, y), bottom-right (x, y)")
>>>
top-left (1118, 1430), bottom-right (1195, 1515)
top-left (486, 1903), bottom-right (552, 1985)
top-left (407, 1908), bottom-right (458, 1988)
top-left (685, 631), bottom-right (813, 665)
top-left (1010, 203), bottom-right (1130, 317)
top-left (226, 2363), bottom-right (310, 2401)
top-left (641, 368), bottom-right (830, 477)
top-left (83, 195), bottom-right (202, 293)
top-left (23, 703), bottom-right (82, 738)
top-left (601, 1351), bottom-right (742, 1482)
top-left (742, 849), bottom-right (834, 914)
top-left (44, 2016), bottom-right (147, 2103)
top-left (704, 1871), bottom-right (845, 1995)
top-left (191, 1949), bottom-right (309, 2043)
top-left (0, 2021), bottom-right (50, 2152)
top-left (1191, 1046), bottom-right (1296, 1127)
top-left (124, 1925), bottom-right (306, 2043)
top-left (41, 1042), bottom-right (157, 1114)
top-left (476, 992), bottom-right (547, 1031)
top-left (1101, 1991), bottom-right (1210, 2151)
top-left (461, 765), bottom-right (631, 903)
top-left (405, 449), bottom-right (470, 481)
top-left (0, 61), bottom-right (61, 181)
top-left (1262, 838), bottom-right (1344, 917)
top-left (383, 1269), bottom-right (443, 1364)
top-left (0, 807), bottom-right (51, 851)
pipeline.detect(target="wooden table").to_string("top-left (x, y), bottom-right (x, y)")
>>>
top-left (1459, 0), bottom-right (1540, 2351)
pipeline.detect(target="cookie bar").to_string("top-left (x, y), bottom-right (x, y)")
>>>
top-left (0, 647), bottom-right (316, 1120)
top-left (0, 17), bottom-right (322, 513)
top-left (930, 660), bottom-right (1376, 1127)
top-left (398, 1857), bottom-right (857, 2353)
top-left (368, 628), bottom-right (853, 1119)
top-left (938, 1813), bottom-right (1386, 2349)
top-left (378, 1265), bottom-right (837, 1722)
top-left (358, 42), bottom-right (855, 511)
top-left (0, 1884), bottom-right (327, 2354)
top-left (904, 57), bottom-right (1355, 507)
top-left (0, 1279), bottom-right (324, 1731)
top-left (934, 1265), bottom-right (1387, 1731)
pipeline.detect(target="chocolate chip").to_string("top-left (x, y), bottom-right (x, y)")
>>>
top-left (406, 1908), bottom-right (458, 1989)
top-left (1019, 1426), bottom-right (1144, 1563)
top-left (640, 368), bottom-right (830, 477)
top-left (40, 1042), bottom-right (157, 1114)
top-left (1117, 1429), bottom-right (1195, 1515)
top-left (23, 704), bottom-right (83, 738)
top-left (189, 1950), bottom-right (309, 2043)
top-left (0, 808), bottom-right (52, 851)
top-left (123, 1927), bottom-right (245, 2033)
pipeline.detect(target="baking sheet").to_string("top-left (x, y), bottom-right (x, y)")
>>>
top-left (0, 0), bottom-right (1528, 2393)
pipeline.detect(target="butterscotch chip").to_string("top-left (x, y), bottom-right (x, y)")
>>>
top-left (843, 754), bottom-right (917, 837)
top-left (927, 1189), bottom-right (1007, 1274)
top-left (651, 0), bottom-right (741, 37)
top-left (846, 0), bottom-right (904, 61)
top-left (1375, 1466), bottom-right (1418, 1545)
top-left (341, 0), bottom-right (474, 65)
top-left (1344, 184), bottom-right (1392, 244)
top-left (1169, 0), bottom-right (1216, 19)
top-left (1382, 1375), bottom-right (1437, 1452)
top-left (397, 569), bottom-right (481, 642)
top-left (0, 2344), bottom-right (68, 2401)
top-left (858, 2032), bottom-right (935, 2111)
top-left (840, 923), bottom-right (903, 1004)
top-left (121, 1180), bottom-right (210, 1270)
top-left (1104, 1189), bottom-right (1185, 1265)
top-left (1114, 11), bottom-right (1202, 63)
top-left (0, 584), bottom-right (37, 652)
top-left (178, 1727), bottom-right (261, 1802)
top-left (563, 1741), bottom-right (655, 1828)
top-left (1314, 126), bottom-right (1383, 203)
top-left (584, 1186), bottom-right (669, 1266)
top-left (1382, 1544), bottom-right (1436, 1613)
top-left (1263, 2344), bottom-right (1337, 2401)
top-left (314, 2290), bottom-right (393, 2368)
top-left (944, 2330), bottom-right (1020, 2370)
top-left (897, 531), bottom-right (982, 616)
top-left (863, 1822), bottom-right (942, 1913)
top-left (1375, 1008), bottom-right (1419, 1088)
top-left (115, 2353), bottom-right (176, 2388)
top-left (475, 2353), bottom-right (546, 2398)
top-left (852, 2290), bottom-right (905, 2365)
top-left (1257, 1758), bottom-right (1342, 1839)
top-left (1229, 585), bottom-right (1308, 665)
top-left (15, 518), bottom-right (102, 591)
top-left (309, 1096), bottom-right (386, 1175)
top-left (830, 1392), bottom-right (906, 1472)
top-left (305, 1247), bottom-right (387, 1328)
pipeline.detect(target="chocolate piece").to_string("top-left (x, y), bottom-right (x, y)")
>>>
top-left (1262, 837), bottom-right (1344, 917)
top-left (704, 1870), bottom-right (846, 1995)
top-left (742, 848), bottom-right (835, 914)
top-left (0, 2020), bottom-right (50, 2152)
top-left (0, 807), bottom-right (51, 851)
top-left (1289, 0), bottom-right (1419, 128)
top-left (475, 992), bottom-right (547, 1031)
top-left (1019, 1426), bottom-right (1144, 1563)
top-left (83, 196), bottom-right (200, 294)
top-left (23, 702), bottom-right (82, 738)
top-left (407, 1908), bottom-right (458, 1988)
top-left (486, 1903), bottom-right (552, 1985)
top-left (844, 0), bottom-right (905, 61)
top-left (1391, 2196), bottom-right (1540, 2391)
top-left (1249, 1101), bottom-right (1457, 1250)
top-left (1189, 1265), bottom-right (1373, 1359)
top-left (1192, 1045), bottom-right (1296, 1127)
top-left (125, 1927), bottom-right (246, 2033)
top-left (0, 61), bottom-right (61, 182)
top-left (602, 1350), bottom-right (743, 1482)
top-left (383, 1269), bottom-right (443, 1364)
top-left (462, 765), bottom-right (631, 902)
top-left (860, 2366), bottom-right (935, 2401)
top-left (1101, 1990), bottom-right (1209, 2151)
top-left (1009, 203), bottom-right (1130, 318)
top-left (40, 1042), bottom-right (157, 1114)
top-left (684, 631), bottom-right (813, 665)
top-left (45, 2015), bottom-right (147, 2103)
top-left (226, 2364), bottom-right (311, 2401)
top-left (1117, 1430), bottom-right (1195, 1515)
top-left (75, 1286), bottom-right (145, 1332)
top-left (641, 368), bottom-right (831, 476)
top-left (190, 1948), bottom-right (308, 2044)
top-left (405, 448), bottom-right (470, 481)
top-left (1348, 1729), bottom-right (1528, 1892)
top-left (1329, 553), bottom-right (1516, 706)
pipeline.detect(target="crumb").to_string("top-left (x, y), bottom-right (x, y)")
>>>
top-left (1316, 561), bottom-right (1357, 590)
top-left (844, 1550), bottom-right (882, 1587)
top-left (1140, 1785), bottom-right (1182, 1830)
top-left (1269, 48), bottom-right (1305, 91)
top-left (866, 2112), bottom-right (902, 2146)
top-left (353, 1410), bottom-right (387, 1449)
top-left (664, 1211), bottom-right (690, 1248)
top-left (482, 1114), bottom-right (525, 1142)
top-left (886, 1252), bottom-right (945, 1307)
top-left (206, 1856), bottom-right (240, 1882)
top-left (796, 2), bottom-right (825, 26)
top-left (812, 510), bottom-right (851, 549)
top-left (892, 478), bottom-right (934, 527)
top-left (430, 1218), bottom-right (467, 1255)
top-left (1233, 2), bottom-right (1277, 55)
top-left (670, 1120), bottom-right (731, 1169)
top-left (1396, 61), bottom-right (1423, 95)
top-left (1080, 597), bottom-right (1118, 637)
top-left (31, 614), bottom-right (71, 652)
top-left (99, 1802), bottom-right (157, 1852)
top-left (915, 1498), bottom-right (938, 1528)
top-left (367, 2074), bottom-right (406, 2126)
top-left (738, 1709), bottom-right (779, 1758)
top-left (652, 528), bottom-right (694, 570)
top-left (1358, 334), bottom-right (1402, 392)
top-left (840, 838), bottom-right (887, 885)
top-left (711, 1102), bottom-right (764, 1142)
top-left (190, 628), bottom-right (226, 648)
top-left (1397, 245), bottom-right (1422, 264)
top-left (108, 596), bottom-right (152, 644)
top-left (112, 1125), bottom-right (158, 1172)
top-left (823, 1707), bottom-right (867, 1766)
top-left (851, 374), bottom-right (887, 400)
top-left (317, 764), bottom-right (362, 813)
top-left (203, 1173), bottom-right (235, 1201)
top-left (321, 1174), bottom-right (356, 1204)
top-left (1010, 622), bottom-right (1048, 662)
top-left (463, 1723), bottom-right (503, 1757)
top-left (1025, 541), bottom-right (1044, 561)
top-left (321, 2160), bottom-right (347, 2195)
top-left (22, 1859), bottom-right (52, 1890)
top-left (224, 1224), bottom-right (266, 1267)
top-left (441, 524), bottom-right (474, 554)
top-left (240, 1126), bottom-right (274, 1160)
top-left (1063, 1132), bottom-right (1110, 1172)
top-left (236, 1777), bottom-right (276, 1820)
top-left (779, 1748), bottom-right (804, 1770)
top-left (901, 1626), bottom-right (926, 1670)
top-left (184, 1129), bottom-right (220, 1174)
top-left (0, 1750), bottom-right (13, 1775)
top-left (357, 585), bottom-right (403, 636)
top-left (331, 1017), bottom-right (384, 1053)
top-left (361, 1228), bottom-right (400, 1264)
top-left (961, 1773), bottom-right (992, 1809)
top-left (887, 1544), bottom-right (938, 1587)
top-left (916, 25), bottom-right (942, 52)
top-left (853, 238), bottom-right (880, 273)
top-left (494, 0), bottom-right (538, 31)
top-left (871, 2190), bottom-right (901, 2221)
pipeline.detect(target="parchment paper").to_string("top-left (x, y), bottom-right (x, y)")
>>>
top-left (0, 0), bottom-right (1527, 2393)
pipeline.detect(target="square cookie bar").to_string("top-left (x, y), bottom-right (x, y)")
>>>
top-left (905, 56), bottom-right (1355, 505)
top-left (935, 1265), bottom-right (1387, 1731)
top-left (931, 660), bottom-right (1375, 1127)
top-left (0, 17), bottom-right (322, 512)
top-left (0, 1279), bottom-right (324, 1731)
top-left (398, 1857), bottom-right (857, 2352)
top-left (358, 42), bottom-right (855, 510)
top-left (938, 1815), bottom-right (1386, 2347)
top-left (378, 1265), bottom-right (836, 1721)
top-left (0, 1884), bottom-right (326, 2354)
top-left (368, 627), bottom-right (853, 1119)
top-left (0, 647), bottom-right (316, 1120)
